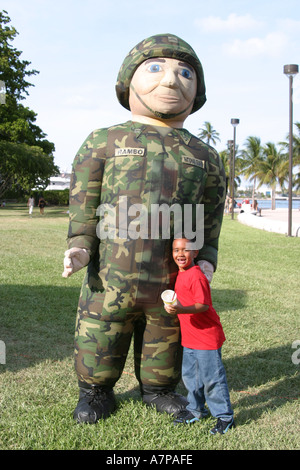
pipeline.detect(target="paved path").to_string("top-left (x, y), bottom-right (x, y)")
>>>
top-left (237, 208), bottom-right (300, 237)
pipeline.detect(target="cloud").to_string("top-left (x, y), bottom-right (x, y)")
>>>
top-left (195, 13), bottom-right (263, 33)
top-left (278, 18), bottom-right (300, 34)
top-left (293, 77), bottom-right (300, 105)
top-left (223, 32), bottom-right (289, 58)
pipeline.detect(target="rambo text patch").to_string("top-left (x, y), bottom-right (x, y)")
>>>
top-left (115, 148), bottom-right (145, 156)
top-left (182, 156), bottom-right (205, 168)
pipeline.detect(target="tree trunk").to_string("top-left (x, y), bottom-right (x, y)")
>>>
top-left (271, 186), bottom-right (276, 210)
top-left (252, 176), bottom-right (256, 203)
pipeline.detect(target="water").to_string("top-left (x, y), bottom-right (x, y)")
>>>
top-left (236, 198), bottom-right (300, 210)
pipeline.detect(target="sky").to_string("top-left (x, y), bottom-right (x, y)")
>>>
top-left (3, 0), bottom-right (300, 188)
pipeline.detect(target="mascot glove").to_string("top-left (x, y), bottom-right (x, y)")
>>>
top-left (62, 247), bottom-right (90, 278)
top-left (198, 260), bottom-right (214, 284)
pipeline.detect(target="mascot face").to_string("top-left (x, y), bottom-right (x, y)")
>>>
top-left (129, 57), bottom-right (197, 122)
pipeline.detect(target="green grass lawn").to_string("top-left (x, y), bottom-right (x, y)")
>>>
top-left (0, 203), bottom-right (299, 450)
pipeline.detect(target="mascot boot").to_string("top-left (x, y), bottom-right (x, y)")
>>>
top-left (73, 382), bottom-right (117, 424)
top-left (141, 385), bottom-right (188, 417)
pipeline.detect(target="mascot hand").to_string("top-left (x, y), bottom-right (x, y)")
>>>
top-left (62, 247), bottom-right (90, 278)
top-left (198, 260), bottom-right (214, 284)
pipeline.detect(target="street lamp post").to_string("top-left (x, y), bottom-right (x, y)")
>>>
top-left (283, 64), bottom-right (299, 237)
top-left (227, 140), bottom-right (233, 214)
top-left (230, 119), bottom-right (239, 220)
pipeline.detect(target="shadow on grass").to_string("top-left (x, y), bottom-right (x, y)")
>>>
top-left (0, 285), bottom-right (246, 369)
top-left (0, 284), bottom-right (297, 424)
top-left (101, 342), bottom-right (299, 424)
top-left (0, 285), bottom-right (78, 370)
top-left (224, 345), bottom-right (299, 424)
top-left (212, 288), bottom-right (247, 312)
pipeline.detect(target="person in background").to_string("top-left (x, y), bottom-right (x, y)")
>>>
top-left (27, 195), bottom-right (34, 217)
top-left (38, 196), bottom-right (46, 215)
top-left (251, 199), bottom-right (261, 216)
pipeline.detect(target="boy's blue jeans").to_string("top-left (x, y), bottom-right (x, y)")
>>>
top-left (182, 347), bottom-right (233, 421)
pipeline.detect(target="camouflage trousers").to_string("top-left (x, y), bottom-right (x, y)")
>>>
top-left (74, 287), bottom-right (183, 390)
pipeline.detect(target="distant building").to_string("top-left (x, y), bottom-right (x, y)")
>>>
top-left (45, 171), bottom-right (71, 191)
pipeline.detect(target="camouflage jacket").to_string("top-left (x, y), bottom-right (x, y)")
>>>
top-left (67, 121), bottom-right (226, 300)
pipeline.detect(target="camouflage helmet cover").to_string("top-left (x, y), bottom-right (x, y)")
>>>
top-left (116, 33), bottom-right (206, 115)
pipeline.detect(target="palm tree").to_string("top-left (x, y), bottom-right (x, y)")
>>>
top-left (290, 122), bottom-right (300, 190)
top-left (219, 150), bottom-right (230, 196)
top-left (198, 122), bottom-right (220, 146)
top-left (239, 136), bottom-right (264, 201)
top-left (279, 121), bottom-right (300, 190)
top-left (293, 122), bottom-right (300, 163)
top-left (219, 147), bottom-right (242, 197)
top-left (256, 142), bottom-right (287, 209)
top-left (219, 150), bottom-right (229, 177)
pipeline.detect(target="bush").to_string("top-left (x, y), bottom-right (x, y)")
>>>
top-left (43, 189), bottom-right (69, 205)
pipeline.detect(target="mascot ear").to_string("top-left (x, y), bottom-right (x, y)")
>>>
top-left (115, 33), bottom-right (206, 114)
top-left (115, 81), bottom-right (130, 111)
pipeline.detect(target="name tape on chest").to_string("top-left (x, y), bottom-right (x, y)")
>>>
top-left (115, 148), bottom-right (145, 156)
top-left (182, 156), bottom-right (205, 169)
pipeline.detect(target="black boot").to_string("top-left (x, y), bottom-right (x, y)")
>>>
top-left (73, 382), bottom-right (117, 424)
top-left (142, 384), bottom-right (188, 417)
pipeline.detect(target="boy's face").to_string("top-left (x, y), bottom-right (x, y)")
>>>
top-left (172, 239), bottom-right (198, 272)
top-left (129, 58), bottom-right (197, 121)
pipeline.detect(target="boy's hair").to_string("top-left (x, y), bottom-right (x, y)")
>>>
top-left (173, 237), bottom-right (195, 247)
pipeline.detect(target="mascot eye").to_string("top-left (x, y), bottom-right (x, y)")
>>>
top-left (180, 68), bottom-right (192, 79)
top-left (148, 63), bottom-right (162, 73)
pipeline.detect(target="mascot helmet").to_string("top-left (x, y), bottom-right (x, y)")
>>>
top-left (116, 33), bottom-right (206, 115)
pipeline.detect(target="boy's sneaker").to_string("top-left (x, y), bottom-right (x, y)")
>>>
top-left (210, 417), bottom-right (235, 435)
top-left (173, 410), bottom-right (199, 425)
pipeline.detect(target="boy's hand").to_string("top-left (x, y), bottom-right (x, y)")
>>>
top-left (164, 301), bottom-right (182, 314)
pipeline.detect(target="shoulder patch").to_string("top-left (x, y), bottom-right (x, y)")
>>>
top-left (182, 156), bottom-right (205, 168)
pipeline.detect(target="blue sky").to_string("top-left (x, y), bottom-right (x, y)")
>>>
top-left (3, 0), bottom-right (300, 186)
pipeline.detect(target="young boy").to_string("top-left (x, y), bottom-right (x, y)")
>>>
top-left (164, 238), bottom-right (234, 435)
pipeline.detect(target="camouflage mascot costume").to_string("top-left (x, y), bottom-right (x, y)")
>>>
top-left (62, 34), bottom-right (226, 424)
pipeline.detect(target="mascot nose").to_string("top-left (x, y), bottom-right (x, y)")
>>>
top-left (160, 69), bottom-right (179, 88)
